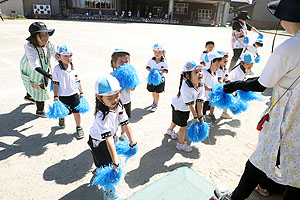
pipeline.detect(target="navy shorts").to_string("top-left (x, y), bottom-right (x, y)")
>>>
top-left (147, 78), bottom-right (165, 93)
top-left (59, 93), bottom-right (80, 114)
top-left (171, 105), bottom-right (190, 127)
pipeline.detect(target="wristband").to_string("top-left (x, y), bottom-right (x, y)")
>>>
top-left (54, 95), bottom-right (58, 98)
top-left (193, 116), bottom-right (198, 119)
top-left (80, 92), bottom-right (83, 94)
top-left (113, 162), bottom-right (119, 167)
top-left (129, 142), bottom-right (137, 148)
top-left (199, 116), bottom-right (204, 119)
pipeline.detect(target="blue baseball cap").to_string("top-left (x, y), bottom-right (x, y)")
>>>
top-left (182, 61), bottom-right (201, 72)
top-left (240, 52), bottom-right (254, 63)
top-left (95, 75), bottom-right (121, 96)
top-left (217, 50), bottom-right (229, 56)
top-left (255, 39), bottom-right (263, 44)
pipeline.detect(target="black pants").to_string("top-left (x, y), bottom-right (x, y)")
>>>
top-left (231, 160), bottom-right (299, 200)
top-left (229, 48), bottom-right (243, 71)
top-left (36, 101), bottom-right (44, 111)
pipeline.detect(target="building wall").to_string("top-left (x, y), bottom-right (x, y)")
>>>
top-left (248, 0), bottom-right (280, 29)
top-left (23, 0), bottom-right (60, 18)
top-left (173, 2), bottom-right (216, 24)
top-left (0, 0), bottom-right (24, 16)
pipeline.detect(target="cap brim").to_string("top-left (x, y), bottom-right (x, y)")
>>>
top-left (98, 90), bottom-right (120, 96)
top-left (267, 0), bottom-right (280, 16)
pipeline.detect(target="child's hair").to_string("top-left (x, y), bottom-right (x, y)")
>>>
top-left (94, 96), bottom-right (123, 120)
top-left (177, 71), bottom-right (196, 98)
top-left (206, 41), bottom-right (215, 46)
top-left (254, 42), bottom-right (263, 47)
top-left (58, 60), bottom-right (74, 70)
top-left (111, 52), bottom-right (129, 69)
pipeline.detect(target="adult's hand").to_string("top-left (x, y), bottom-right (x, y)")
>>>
top-left (223, 82), bottom-right (239, 93)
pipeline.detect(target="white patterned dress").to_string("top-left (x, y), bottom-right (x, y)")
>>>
top-left (249, 30), bottom-right (300, 188)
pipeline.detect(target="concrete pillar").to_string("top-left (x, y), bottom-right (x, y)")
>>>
top-left (216, 2), bottom-right (221, 26)
top-left (222, 2), bottom-right (230, 26)
top-left (168, 0), bottom-right (174, 22)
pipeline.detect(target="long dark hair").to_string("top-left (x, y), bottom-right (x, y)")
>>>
top-left (58, 60), bottom-right (74, 70)
top-left (94, 96), bottom-right (123, 120)
top-left (177, 71), bottom-right (192, 98)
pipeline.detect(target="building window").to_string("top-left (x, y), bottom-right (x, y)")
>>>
top-left (174, 3), bottom-right (188, 14)
top-left (197, 9), bottom-right (212, 20)
top-left (85, 0), bottom-right (116, 10)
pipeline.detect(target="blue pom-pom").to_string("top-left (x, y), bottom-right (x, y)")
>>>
top-left (238, 90), bottom-right (263, 102)
top-left (255, 56), bottom-right (261, 63)
top-left (92, 165), bottom-right (122, 191)
top-left (50, 81), bottom-right (53, 92)
top-left (147, 69), bottom-right (162, 86)
top-left (187, 122), bottom-right (210, 142)
top-left (242, 36), bottom-right (249, 44)
top-left (74, 97), bottom-right (90, 114)
top-left (209, 84), bottom-right (236, 109)
top-left (46, 100), bottom-right (69, 119)
top-left (229, 97), bottom-right (249, 115)
top-left (116, 140), bottom-right (138, 162)
top-left (258, 34), bottom-right (264, 39)
top-left (112, 64), bottom-right (140, 91)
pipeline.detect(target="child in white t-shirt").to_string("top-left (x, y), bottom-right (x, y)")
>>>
top-left (111, 49), bottom-right (132, 141)
top-left (167, 61), bottom-right (205, 152)
top-left (202, 51), bottom-right (223, 122)
top-left (228, 52), bottom-right (254, 82)
top-left (52, 44), bottom-right (84, 139)
top-left (244, 39), bottom-right (263, 59)
top-left (200, 41), bottom-right (215, 69)
top-left (216, 51), bottom-right (232, 119)
top-left (88, 74), bottom-right (136, 199)
top-left (146, 43), bottom-right (168, 112)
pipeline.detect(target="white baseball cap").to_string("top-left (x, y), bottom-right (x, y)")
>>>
top-left (111, 48), bottom-right (130, 56)
top-left (206, 51), bottom-right (223, 68)
top-left (153, 43), bottom-right (165, 51)
top-left (94, 75), bottom-right (121, 96)
top-left (182, 61), bottom-right (201, 72)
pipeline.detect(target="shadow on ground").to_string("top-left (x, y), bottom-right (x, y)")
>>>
top-left (125, 134), bottom-right (200, 188)
top-left (129, 106), bottom-right (152, 123)
top-left (59, 183), bottom-right (104, 200)
top-left (0, 103), bottom-right (74, 161)
top-left (202, 118), bottom-right (239, 145)
top-left (43, 149), bottom-right (93, 184)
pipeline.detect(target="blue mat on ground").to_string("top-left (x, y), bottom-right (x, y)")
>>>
top-left (127, 167), bottom-right (215, 200)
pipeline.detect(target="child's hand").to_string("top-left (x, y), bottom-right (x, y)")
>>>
top-left (80, 93), bottom-right (83, 98)
top-left (199, 116), bottom-right (204, 124)
top-left (112, 163), bottom-right (119, 173)
top-left (54, 96), bottom-right (59, 101)
top-left (193, 118), bottom-right (199, 125)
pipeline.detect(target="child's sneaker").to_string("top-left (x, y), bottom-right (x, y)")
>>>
top-left (59, 118), bottom-right (65, 128)
top-left (255, 184), bottom-right (270, 197)
top-left (76, 127), bottom-right (84, 139)
top-left (221, 112), bottom-right (232, 119)
top-left (150, 103), bottom-right (157, 112)
top-left (166, 128), bottom-right (178, 139)
top-left (104, 190), bottom-right (126, 200)
top-left (119, 133), bottom-right (129, 141)
top-left (208, 113), bottom-right (217, 122)
top-left (176, 142), bottom-right (192, 152)
top-left (36, 110), bottom-right (47, 118)
top-left (214, 187), bottom-right (232, 200)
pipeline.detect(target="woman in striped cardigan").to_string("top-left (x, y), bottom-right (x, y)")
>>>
top-left (20, 22), bottom-right (57, 117)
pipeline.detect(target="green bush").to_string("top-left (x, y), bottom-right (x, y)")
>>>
top-left (16, 15), bottom-right (26, 19)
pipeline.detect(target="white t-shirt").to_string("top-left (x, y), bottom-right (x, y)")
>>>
top-left (89, 104), bottom-right (129, 142)
top-left (52, 64), bottom-right (80, 96)
top-left (245, 44), bottom-right (258, 57)
top-left (203, 69), bottom-right (218, 100)
top-left (146, 57), bottom-right (168, 77)
top-left (120, 90), bottom-right (131, 105)
top-left (228, 64), bottom-right (246, 82)
top-left (172, 80), bottom-right (206, 112)
top-left (259, 31), bottom-right (300, 90)
top-left (216, 67), bottom-right (229, 83)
